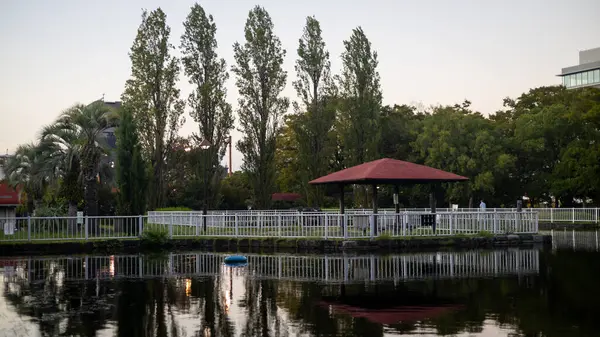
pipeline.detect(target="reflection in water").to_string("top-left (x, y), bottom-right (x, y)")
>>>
top-left (549, 229), bottom-right (599, 251)
top-left (0, 245), bottom-right (599, 336)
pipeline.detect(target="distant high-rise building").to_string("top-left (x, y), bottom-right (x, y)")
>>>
top-left (558, 47), bottom-right (600, 89)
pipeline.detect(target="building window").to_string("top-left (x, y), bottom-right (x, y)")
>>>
top-left (563, 75), bottom-right (569, 87)
top-left (582, 71), bottom-right (589, 85)
top-left (594, 69), bottom-right (600, 84)
top-left (570, 74), bottom-right (577, 87)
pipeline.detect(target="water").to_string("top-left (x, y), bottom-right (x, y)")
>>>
top-left (0, 230), bottom-right (598, 337)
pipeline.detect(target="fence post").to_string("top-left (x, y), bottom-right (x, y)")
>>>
top-left (572, 208), bottom-right (575, 224)
top-left (234, 214), bottom-right (239, 236)
top-left (84, 216), bottom-right (89, 240)
top-left (325, 214), bottom-right (329, 239)
top-left (449, 213), bottom-right (454, 235)
top-left (370, 214), bottom-right (374, 239)
top-left (493, 211), bottom-right (498, 234)
top-left (277, 214), bottom-right (282, 238)
top-left (138, 215), bottom-right (143, 237)
top-left (550, 208), bottom-right (554, 223)
top-left (343, 214), bottom-right (348, 239)
top-left (27, 217), bottom-right (31, 241)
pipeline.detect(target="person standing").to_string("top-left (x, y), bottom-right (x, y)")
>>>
top-left (479, 200), bottom-right (486, 211)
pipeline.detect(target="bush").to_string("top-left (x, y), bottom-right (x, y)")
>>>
top-left (141, 227), bottom-right (170, 247)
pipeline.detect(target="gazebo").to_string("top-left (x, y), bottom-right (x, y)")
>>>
top-left (309, 158), bottom-right (468, 216)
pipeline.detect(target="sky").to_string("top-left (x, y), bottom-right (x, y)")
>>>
top-left (0, 0), bottom-right (599, 171)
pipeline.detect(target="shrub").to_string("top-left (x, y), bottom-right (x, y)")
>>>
top-left (141, 227), bottom-right (170, 247)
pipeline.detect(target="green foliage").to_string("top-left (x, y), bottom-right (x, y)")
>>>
top-left (122, 7), bottom-right (185, 210)
top-left (141, 227), bottom-right (170, 247)
top-left (232, 6), bottom-right (289, 209)
top-left (219, 171), bottom-right (252, 210)
top-left (116, 106), bottom-right (148, 215)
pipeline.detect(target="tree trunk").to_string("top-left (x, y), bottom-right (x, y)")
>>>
top-left (468, 196), bottom-right (473, 209)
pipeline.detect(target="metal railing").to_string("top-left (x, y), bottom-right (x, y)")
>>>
top-left (1, 249), bottom-right (539, 285)
top-left (154, 207), bottom-right (600, 224)
top-left (0, 211), bottom-right (537, 242)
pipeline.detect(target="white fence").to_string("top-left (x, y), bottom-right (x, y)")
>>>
top-left (159, 207), bottom-right (599, 223)
top-left (1, 250), bottom-right (539, 285)
top-left (0, 211), bottom-right (538, 242)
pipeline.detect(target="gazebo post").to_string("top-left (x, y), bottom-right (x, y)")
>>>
top-left (394, 185), bottom-right (400, 214)
top-left (372, 184), bottom-right (378, 236)
top-left (430, 184), bottom-right (437, 214)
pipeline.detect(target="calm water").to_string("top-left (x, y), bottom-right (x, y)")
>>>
top-left (0, 230), bottom-right (598, 337)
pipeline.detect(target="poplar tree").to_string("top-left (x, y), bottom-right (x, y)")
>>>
top-left (232, 6), bottom-right (289, 209)
top-left (122, 8), bottom-right (185, 210)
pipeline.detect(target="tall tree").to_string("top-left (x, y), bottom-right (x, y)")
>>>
top-left (336, 27), bottom-right (382, 206)
top-left (122, 8), bottom-right (185, 210)
top-left (180, 3), bottom-right (234, 211)
top-left (292, 16), bottom-right (336, 206)
top-left (116, 106), bottom-right (147, 215)
top-left (232, 6), bottom-right (289, 209)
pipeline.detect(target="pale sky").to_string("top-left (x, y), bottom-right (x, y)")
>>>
top-left (1, 0), bottom-right (598, 171)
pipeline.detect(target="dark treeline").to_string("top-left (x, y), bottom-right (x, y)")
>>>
top-left (3, 4), bottom-right (599, 215)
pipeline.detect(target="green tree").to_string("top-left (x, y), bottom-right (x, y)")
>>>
top-left (122, 8), bottom-right (185, 210)
top-left (292, 16), bottom-right (337, 206)
top-left (232, 6), bottom-right (289, 209)
top-left (47, 101), bottom-right (117, 215)
top-left (412, 103), bottom-right (515, 207)
top-left (180, 3), bottom-right (234, 211)
top-left (274, 115), bottom-right (303, 195)
top-left (336, 27), bottom-right (382, 206)
top-left (116, 106), bottom-right (147, 215)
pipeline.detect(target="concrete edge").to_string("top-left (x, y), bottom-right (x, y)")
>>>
top-left (0, 234), bottom-right (552, 256)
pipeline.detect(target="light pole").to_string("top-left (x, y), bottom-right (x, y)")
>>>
top-left (199, 139), bottom-right (211, 232)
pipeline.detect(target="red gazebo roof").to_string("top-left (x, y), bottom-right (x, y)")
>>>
top-left (309, 158), bottom-right (468, 185)
top-left (320, 301), bottom-right (463, 325)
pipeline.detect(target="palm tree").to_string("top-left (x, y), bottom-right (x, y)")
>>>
top-left (47, 101), bottom-right (117, 216)
top-left (38, 125), bottom-right (82, 217)
top-left (3, 143), bottom-right (52, 214)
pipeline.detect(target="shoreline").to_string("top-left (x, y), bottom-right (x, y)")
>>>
top-left (0, 234), bottom-right (552, 256)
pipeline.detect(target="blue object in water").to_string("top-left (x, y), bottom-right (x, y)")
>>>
top-left (224, 255), bottom-right (248, 264)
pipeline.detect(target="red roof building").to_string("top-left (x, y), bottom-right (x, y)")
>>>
top-left (0, 183), bottom-right (20, 206)
top-left (272, 193), bottom-right (302, 202)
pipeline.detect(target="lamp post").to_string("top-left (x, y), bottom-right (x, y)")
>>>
top-left (199, 139), bottom-right (211, 232)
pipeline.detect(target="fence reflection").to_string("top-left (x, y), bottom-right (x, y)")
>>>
top-left (1, 250), bottom-right (539, 286)
top-left (550, 230), bottom-right (599, 251)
